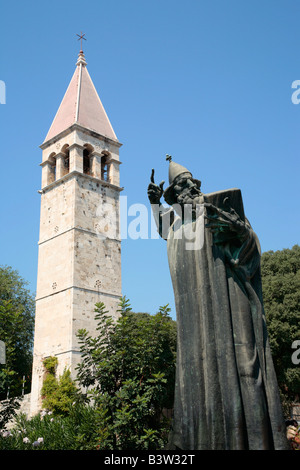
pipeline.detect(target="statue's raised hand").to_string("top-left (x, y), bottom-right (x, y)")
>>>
top-left (147, 169), bottom-right (165, 204)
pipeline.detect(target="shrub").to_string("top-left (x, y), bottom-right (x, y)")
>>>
top-left (40, 357), bottom-right (78, 415)
top-left (0, 405), bottom-right (103, 450)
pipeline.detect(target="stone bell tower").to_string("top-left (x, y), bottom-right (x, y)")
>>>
top-left (30, 47), bottom-right (122, 416)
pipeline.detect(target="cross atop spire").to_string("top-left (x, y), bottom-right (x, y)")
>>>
top-left (76, 32), bottom-right (87, 67)
top-left (76, 31), bottom-right (86, 53)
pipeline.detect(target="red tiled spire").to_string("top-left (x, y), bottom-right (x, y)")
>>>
top-left (44, 49), bottom-right (117, 143)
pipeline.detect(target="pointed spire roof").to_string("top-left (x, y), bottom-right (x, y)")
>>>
top-left (43, 49), bottom-right (118, 143)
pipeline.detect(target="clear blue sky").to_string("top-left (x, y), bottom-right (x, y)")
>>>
top-left (1, 0), bottom-right (299, 318)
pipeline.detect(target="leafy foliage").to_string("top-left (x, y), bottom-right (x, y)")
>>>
top-left (40, 357), bottom-right (78, 416)
top-left (0, 405), bottom-right (103, 450)
top-left (0, 298), bottom-right (176, 450)
top-left (0, 397), bottom-right (21, 431)
top-left (0, 266), bottom-right (35, 399)
top-left (261, 245), bottom-right (300, 405)
top-left (42, 356), bottom-right (58, 375)
top-left (75, 297), bottom-right (177, 449)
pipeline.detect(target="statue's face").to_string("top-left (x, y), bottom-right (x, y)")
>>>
top-left (173, 175), bottom-right (202, 207)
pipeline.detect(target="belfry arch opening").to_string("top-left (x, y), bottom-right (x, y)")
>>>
top-left (101, 151), bottom-right (111, 182)
top-left (48, 153), bottom-right (56, 183)
top-left (61, 144), bottom-right (70, 176)
top-left (83, 144), bottom-right (94, 175)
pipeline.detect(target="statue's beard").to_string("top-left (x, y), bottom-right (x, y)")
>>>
top-left (176, 188), bottom-right (202, 207)
top-left (174, 188), bottom-right (203, 221)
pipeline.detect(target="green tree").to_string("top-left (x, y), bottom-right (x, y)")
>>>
top-left (261, 245), bottom-right (300, 408)
top-left (0, 266), bottom-right (35, 399)
top-left (75, 297), bottom-right (177, 450)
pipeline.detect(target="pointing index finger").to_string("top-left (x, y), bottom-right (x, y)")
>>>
top-left (150, 168), bottom-right (155, 184)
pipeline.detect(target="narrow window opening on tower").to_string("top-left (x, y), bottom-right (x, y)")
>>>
top-left (48, 154), bottom-right (56, 184)
top-left (61, 144), bottom-right (70, 176)
top-left (83, 144), bottom-right (94, 175)
top-left (101, 152), bottom-right (111, 182)
top-left (83, 149), bottom-right (90, 175)
top-left (64, 154), bottom-right (69, 173)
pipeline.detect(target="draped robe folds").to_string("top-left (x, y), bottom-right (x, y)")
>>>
top-left (159, 191), bottom-right (289, 450)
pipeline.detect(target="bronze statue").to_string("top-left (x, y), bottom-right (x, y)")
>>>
top-left (147, 156), bottom-right (289, 450)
